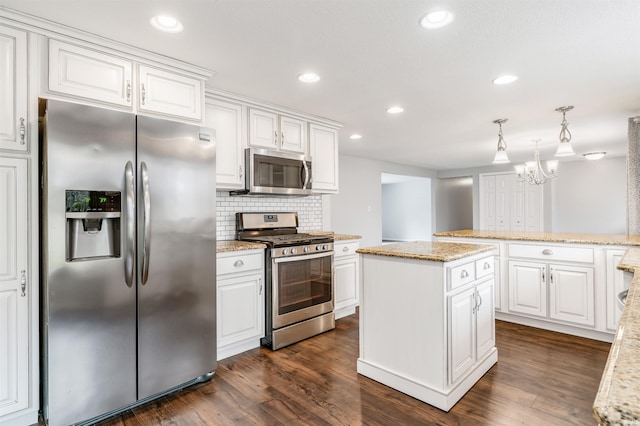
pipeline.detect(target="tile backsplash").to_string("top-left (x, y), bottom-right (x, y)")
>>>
top-left (216, 192), bottom-right (324, 240)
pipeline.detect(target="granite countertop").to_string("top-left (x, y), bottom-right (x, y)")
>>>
top-left (307, 230), bottom-right (362, 241)
top-left (434, 229), bottom-right (640, 246)
top-left (593, 248), bottom-right (640, 424)
top-left (356, 241), bottom-right (494, 263)
top-left (216, 240), bottom-right (266, 253)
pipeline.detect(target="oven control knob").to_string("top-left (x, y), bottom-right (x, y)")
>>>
top-left (315, 245), bottom-right (322, 251)
top-left (322, 244), bottom-right (328, 250)
top-left (291, 248), bottom-right (297, 254)
top-left (282, 248), bottom-right (289, 255)
top-left (304, 247), bottom-right (309, 253)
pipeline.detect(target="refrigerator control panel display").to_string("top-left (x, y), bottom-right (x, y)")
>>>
top-left (66, 190), bottom-right (121, 213)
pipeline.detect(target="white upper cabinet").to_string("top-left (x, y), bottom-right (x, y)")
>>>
top-left (309, 123), bottom-right (339, 193)
top-left (0, 26), bottom-right (28, 151)
top-left (205, 98), bottom-right (246, 190)
top-left (0, 157), bottom-right (29, 419)
top-left (137, 65), bottom-right (202, 120)
top-left (49, 39), bottom-right (133, 108)
top-left (48, 39), bottom-right (205, 122)
top-left (248, 108), bottom-right (306, 154)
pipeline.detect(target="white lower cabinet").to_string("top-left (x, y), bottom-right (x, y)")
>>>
top-left (508, 259), bottom-right (595, 327)
top-left (333, 240), bottom-right (360, 319)
top-left (0, 157), bottom-right (31, 423)
top-left (606, 249), bottom-right (631, 332)
top-left (449, 277), bottom-right (495, 384)
top-left (216, 249), bottom-right (264, 360)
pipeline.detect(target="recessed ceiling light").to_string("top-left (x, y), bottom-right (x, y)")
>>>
top-left (150, 15), bottom-right (183, 33)
top-left (583, 152), bottom-right (607, 160)
top-left (298, 73), bottom-right (320, 83)
top-left (492, 75), bottom-right (519, 85)
top-left (419, 10), bottom-right (455, 29)
top-left (387, 106), bottom-right (404, 114)
top-left (349, 134), bottom-right (362, 140)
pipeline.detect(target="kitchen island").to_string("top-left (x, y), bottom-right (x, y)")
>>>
top-left (356, 241), bottom-right (497, 411)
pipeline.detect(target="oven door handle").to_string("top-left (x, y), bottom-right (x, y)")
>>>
top-left (273, 251), bottom-right (334, 263)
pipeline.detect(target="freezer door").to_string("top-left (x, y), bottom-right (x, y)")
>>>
top-left (41, 99), bottom-right (137, 426)
top-left (136, 116), bottom-right (217, 399)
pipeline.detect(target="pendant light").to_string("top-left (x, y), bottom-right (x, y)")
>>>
top-left (492, 118), bottom-right (510, 164)
top-left (555, 106), bottom-right (576, 157)
top-left (515, 139), bottom-right (558, 185)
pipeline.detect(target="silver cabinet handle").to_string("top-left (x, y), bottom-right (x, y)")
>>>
top-left (126, 80), bottom-right (131, 102)
top-left (141, 162), bottom-right (151, 285)
top-left (20, 270), bottom-right (26, 297)
top-left (19, 117), bottom-right (26, 144)
top-left (472, 292), bottom-right (478, 314)
top-left (542, 249), bottom-right (554, 255)
top-left (343, 246), bottom-right (349, 252)
top-left (239, 165), bottom-right (243, 179)
top-left (483, 261), bottom-right (491, 270)
top-left (141, 83), bottom-right (146, 105)
top-left (259, 277), bottom-right (263, 295)
top-left (274, 130), bottom-right (278, 145)
top-left (460, 269), bottom-right (469, 279)
top-left (124, 161), bottom-right (135, 287)
top-left (477, 292), bottom-right (483, 310)
top-left (550, 268), bottom-right (554, 284)
top-left (542, 268), bottom-right (546, 283)
top-left (234, 260), bottom-right (244, 267)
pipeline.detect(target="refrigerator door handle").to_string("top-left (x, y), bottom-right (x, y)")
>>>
top-left (141, 161), bottom-right (152, 285)
top-left (124, 161), bottom-right (135, 287)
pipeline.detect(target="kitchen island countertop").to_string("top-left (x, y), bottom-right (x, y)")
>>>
top-left (593, 247), bottom-right (640, 424)
top-left (216, 240), bottom-right (266, 253)
top-left (356, 240), bottom-right (493, 262)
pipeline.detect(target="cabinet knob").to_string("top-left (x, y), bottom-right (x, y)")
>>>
top-left (234, 260), bottom-right (244, 267)
top-left (484, 262), bottom-right (491, 270)
top-left (542, 249), bottom-right (554, 255)
top-left (239, 165), bottom-right (243, 179)
top-left (126, 80), bottom-right (131, 102)
top-left (20, 270), bottom-right (26, 297)
top-left (460, 270), bottom-right (469, 279)
top-left (343, 246), bottom-right (349, 252)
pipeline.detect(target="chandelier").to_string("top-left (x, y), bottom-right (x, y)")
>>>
top-left (491, 105), bottom-right (577, 185)
top-left (515, 139), bottom-right (558, 185)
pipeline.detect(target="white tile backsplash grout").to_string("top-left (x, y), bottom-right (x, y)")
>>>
top-left (216, 192), bottom-right (324, 240)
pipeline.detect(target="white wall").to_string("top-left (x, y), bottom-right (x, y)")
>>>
top-left (438, 155), bottom-right (627, 234)
top-left (381, 179), bottom-right (432, 241)
top-left (551, 156), bottom-right (627, 233)
top-left (328, 155), bottom-right (436, 249)
top-left (435, 176), bottom-right (474, 232)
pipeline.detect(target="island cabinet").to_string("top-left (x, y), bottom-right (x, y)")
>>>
top-left (216, 249), bottom-right (265, 360)
top-left (357, 242), bottom-right (497, 412)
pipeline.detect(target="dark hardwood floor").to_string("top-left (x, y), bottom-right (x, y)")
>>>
top-left (98, 313), bottom-right (611, 425)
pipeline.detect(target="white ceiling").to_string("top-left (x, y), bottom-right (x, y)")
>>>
top-left (2, 0), bottom-right (639, 171)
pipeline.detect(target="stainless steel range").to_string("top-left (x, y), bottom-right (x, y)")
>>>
top-left (236, 212), bottom-right (334, 350)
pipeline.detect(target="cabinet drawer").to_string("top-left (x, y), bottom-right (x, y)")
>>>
top-left (508, 243), bottom-right (594, 264)
top-left (218, 252), bottom-right (263, 275)
top-left (449, 261), bottom-right (476, 291)
top-left (335, 241), bottom-right (359, 258)
top-left (475, 257), bottom-right (495, 279)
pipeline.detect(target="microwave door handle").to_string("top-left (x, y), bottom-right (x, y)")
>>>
top-left (302, 161), bottom-right (310, 189)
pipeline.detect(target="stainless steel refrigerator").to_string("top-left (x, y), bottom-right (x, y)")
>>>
top-left (40, 99), bottom-right (217, 426)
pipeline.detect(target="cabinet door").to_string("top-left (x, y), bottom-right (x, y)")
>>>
top-left (494, 259), bottom-right (502, 311)
top-left (48, 39), bottom-right (133, 107)
top-left (206, 99), bottom-right (245, 189)
top-left (510, 179), bottom-right (525, 231)
top-left (508, 260), bottom-right (546, 317)
top-left (495, 174), bottom-right (509, 231)
top-left (138, 65), bottom-right (202, 121)
top-left (549, 264), bottom-right (594, 326)
top-left (475, 279), bottom-right (495, 359)
top-left (309, 123), bottom-right (339, 193)
top-left (0, 157), bottom-right (28, 417)
top-left (217, 273), bottom-right (264, 350)
top-left (606, 250), bottom-right (629, 331)
top-left (479, 175), bottom-right (496, 230)
top-left (248, 109), bottom-right (278, 149)
top-left (448, 286), bottom-right (476, 384)
top-left (524, 183), bottom-right (543, 232)
top-left (0, 26), bottom-right (27, 151)
top-left (334, 255), bottom-right (359, 318)
top-left (279, 116), bottom-right (306, 153)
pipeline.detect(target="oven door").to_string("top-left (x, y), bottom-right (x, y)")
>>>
top-left (272, 251), bottom-right (333, 329)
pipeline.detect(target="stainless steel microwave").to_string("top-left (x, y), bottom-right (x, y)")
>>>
top-left (232, 148), bottom-right (312, 196)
